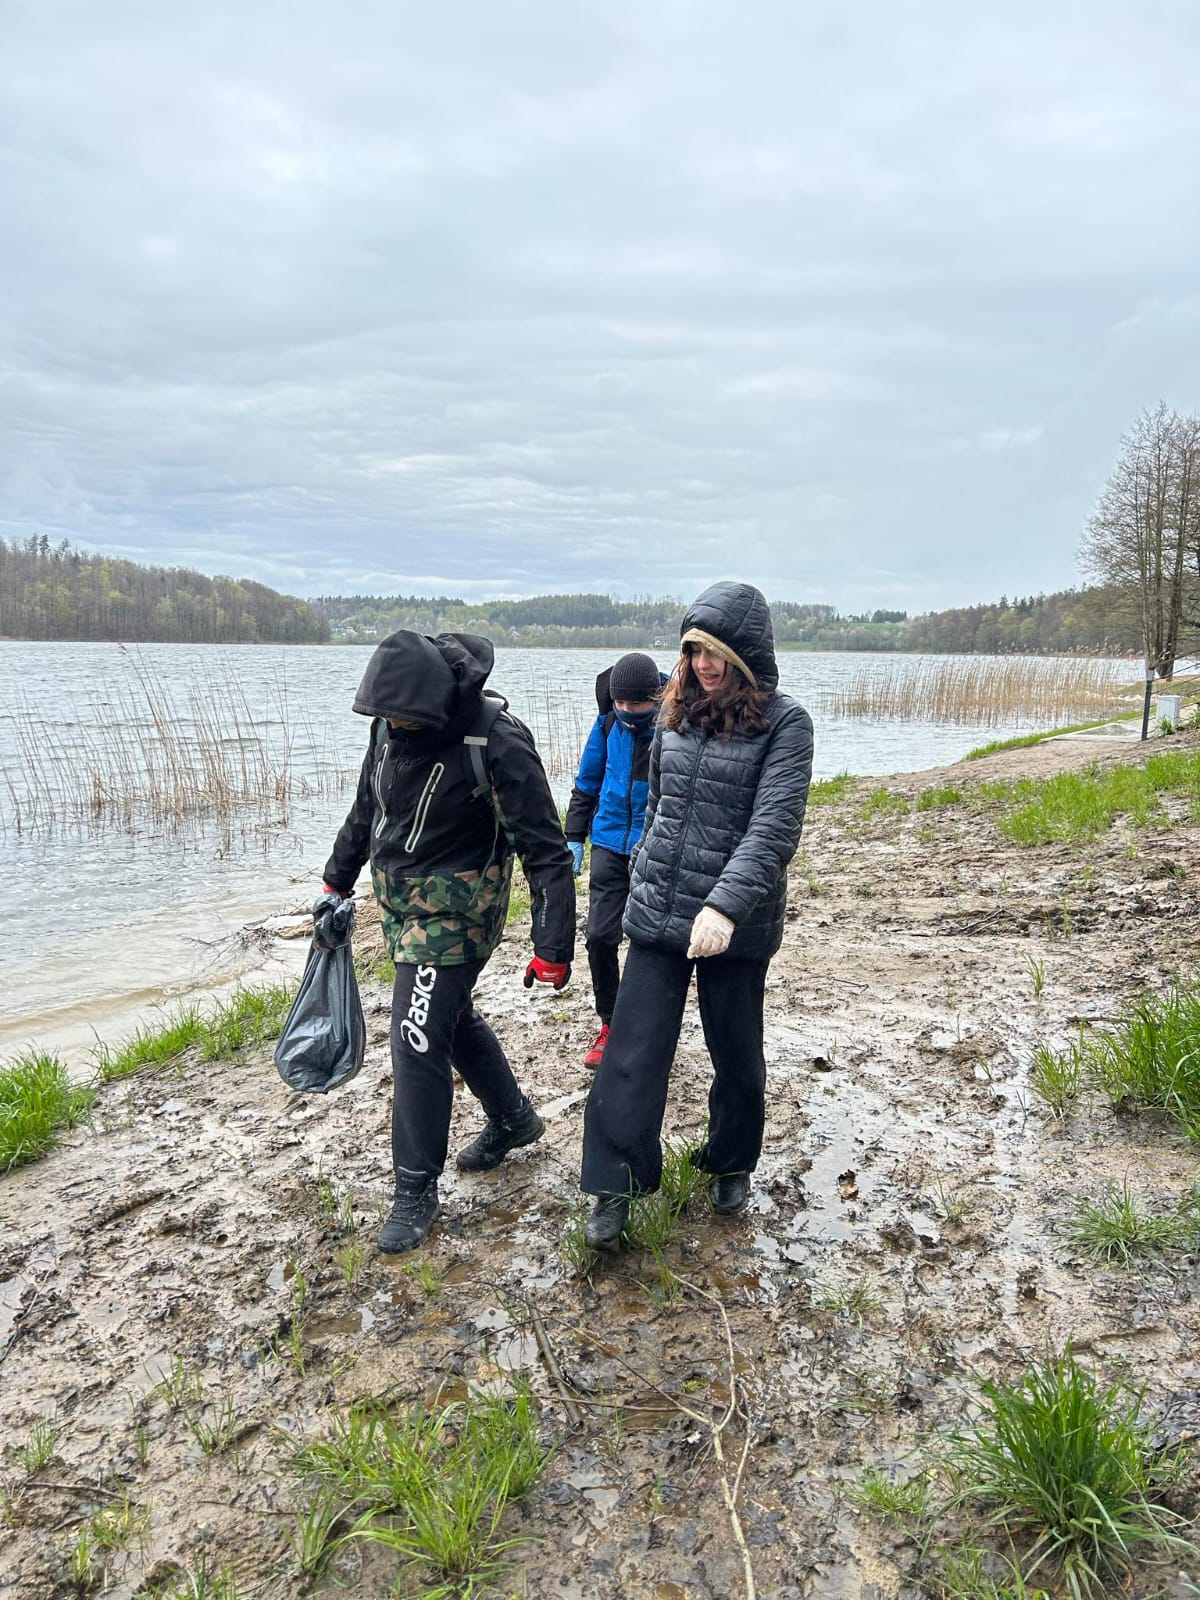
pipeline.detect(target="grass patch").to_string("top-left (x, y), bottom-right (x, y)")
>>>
top-left (1036, 980), bottom-right (1200, 1140)
top-left (1028, 1043), bottom-right (1083, 1118)
top-left (355, 950), bottom-right (396, 986)
top-left (97, 983), bottom-right (297, 1083)
top-left (0, 1051), bottom-right (95, 1173)
top-left (861, 787), bottom-right (910, 819)
top-left (916, 783), bottom-right (964, 810)
top-left (17, 1417), bottom-right (59, 1475)
top-left (283, 1385), bottom-right (548, 1594)
top-left (964, 716), bottom-right (1135, 761)
top-left (849, 1464), bottom-right (930, 1527)
top-left (1068, 1184), bottom-right (1192, 1265)
top-left (807, 771), bottom-right (856, 807)
top-left (942, 1348), bottom-right (1192, 1596)
top-left (818, 1281), bottom-right (884, 1326)
top-left (978, 750), bottom-right (1200, 846)
top-left (627, 1140), bottom-right (709, 1254)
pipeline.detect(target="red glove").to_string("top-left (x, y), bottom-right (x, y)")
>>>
top-left (321, 883), bottom-right (350, 899)
top-left (524, 957), bottom-right (571, 991)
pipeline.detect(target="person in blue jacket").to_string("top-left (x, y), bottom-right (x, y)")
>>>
top-left (565, 653), bottom-right (665, 1068)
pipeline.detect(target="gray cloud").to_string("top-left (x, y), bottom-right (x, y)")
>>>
top-left (2, 1), bottom-right (1198, 610)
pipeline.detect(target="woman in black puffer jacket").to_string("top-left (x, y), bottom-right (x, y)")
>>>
top-left (580, 581), bottom-right (814, 1249)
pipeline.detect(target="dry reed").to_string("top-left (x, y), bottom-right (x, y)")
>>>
top-left (1, 660), bottom-right (347, 839)
top-left (824, 657), bottom-right (1132, 726)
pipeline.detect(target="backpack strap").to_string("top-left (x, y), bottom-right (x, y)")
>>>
top-left (463, 691), bottom-right (508, 801)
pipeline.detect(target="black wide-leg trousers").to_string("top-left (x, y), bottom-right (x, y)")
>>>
top-left (389, 960), bottom-right (524, 1183)
top-left (580, 940), bottom-right (768, 1196)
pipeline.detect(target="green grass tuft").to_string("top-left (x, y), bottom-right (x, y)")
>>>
top-left (942, 1348), bottom-right (1193, 1597)
top-left (849, 1464), bottom-right (930, 1527)
top-left (284, 1384), bottom-right (548, 1593)
top-left (0, 1051), bottom-right (95, 1173)
top-left (916, 783), bottom-right (964, 810)
top-left (1068, 1184), bottom-right (1191, 1265)
top-left (807, 771), bottom-right (856, 807)
top-left (97, 1008), bottom-right (205, 1081)
top-left (1028, 1043), bottom-right (1082, 1118)
top-left (97, 983), bottom-right (297, 1083)
top-left (861, 786), bottom-right (910, 819)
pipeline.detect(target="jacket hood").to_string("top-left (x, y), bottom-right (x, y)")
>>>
top-left (680, 582), bottom-right (778, 692)
top-left (352, 631), bottom-right (494, 729)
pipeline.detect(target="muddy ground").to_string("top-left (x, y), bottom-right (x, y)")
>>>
top-left (3, 729), bottom-right (1200, 1600)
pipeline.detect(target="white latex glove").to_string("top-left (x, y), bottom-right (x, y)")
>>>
top-left (687, 906), bottom-right (735, 959)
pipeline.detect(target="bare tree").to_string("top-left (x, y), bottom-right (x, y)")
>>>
top-left (1080, 402), bottom-right (1200, 679)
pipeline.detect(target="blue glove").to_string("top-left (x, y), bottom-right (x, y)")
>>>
top-left (568, 841), bottom-right (585, 877)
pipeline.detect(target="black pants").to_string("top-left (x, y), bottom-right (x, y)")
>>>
top-left (585, 845), bottom-right (631, 1023)
top-left (580, 940), bottom-right (768, 1196)
top-left (389, 961), bottom-right (525, 1183)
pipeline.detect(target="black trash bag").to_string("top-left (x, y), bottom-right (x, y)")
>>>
top-left (274, 895), bottom-right (366, 1093)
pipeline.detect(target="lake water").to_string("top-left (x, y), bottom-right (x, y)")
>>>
top-left (0, 642), bottom-right (1136, 1064)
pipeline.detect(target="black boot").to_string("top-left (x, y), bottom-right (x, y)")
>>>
top-left (584, 1193), bottom-right (630, 1251)
top-left (455, 1097), bottom-right (545, 1172)
top-left (709, 1172), bottom-right (751, 1216)
top-left (378, 1176), bottom-right (440, 1253)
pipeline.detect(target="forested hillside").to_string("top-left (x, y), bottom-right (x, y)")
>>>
top-left (0, 536), bottom-right (329, 643)
top-left (313, 586), bottom-right (1139, 654)
top-left (902, 584), bottom-right (1139, 655)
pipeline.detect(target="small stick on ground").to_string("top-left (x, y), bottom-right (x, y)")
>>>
top-left (528, 1302), bottom-right (582, 1429)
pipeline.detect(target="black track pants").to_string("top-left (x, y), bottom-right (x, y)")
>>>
top-left (389, 961), bottom-right (524, 1182)
top-left (584, 845), bottom-right (630, 1023)
top-left (580, 940), bottom-right (768, 1196)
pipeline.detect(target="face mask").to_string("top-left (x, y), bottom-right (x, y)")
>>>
top-left (615, 707), bottom-right (656, 732)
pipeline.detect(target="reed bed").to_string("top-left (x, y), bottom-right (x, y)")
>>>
top-left (825, 657), bottom-right (1131, 726)
top-left (525, 684), bottom-right (588, 780)
top-left (1, 659), bottom-right (348, 839)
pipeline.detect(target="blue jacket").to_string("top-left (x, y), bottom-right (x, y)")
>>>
top-left (565, 712), bottom-right (655, 856)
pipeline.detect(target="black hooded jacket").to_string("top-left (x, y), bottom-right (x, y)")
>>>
top-left (324, 632), bottom-right (574, 966)
top-left (623, 583), bottom-right (813, 961)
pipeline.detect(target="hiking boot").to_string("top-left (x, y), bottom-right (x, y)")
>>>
top-left (455, 1097), bottom-right (545, 1173)
top-left (584, 1193), bottom-right (630, 1251)
top-left (583, 1024), bottom-right (610, 1069)
top-left (709, 1172), bottom-right (751, 1216)
top-left (378, 1178), bottom-right (440, 1253)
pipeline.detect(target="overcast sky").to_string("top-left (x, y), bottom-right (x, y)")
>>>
top-left (2, 2), bottom-right (1198, 612)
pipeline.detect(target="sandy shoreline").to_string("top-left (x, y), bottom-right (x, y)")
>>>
top-left (3, 724), bottom-right (1199, 1599)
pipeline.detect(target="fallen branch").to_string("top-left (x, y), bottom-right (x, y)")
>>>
top-left (528, 1303), bottom-right (582, 1429)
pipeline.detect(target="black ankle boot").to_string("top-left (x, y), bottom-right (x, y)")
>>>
top-left (455, 1097), bottom-right (545, 1172)
top-left (378, 1177), bottom-right (440, 1253)
top-left (584, 1193), bottom-right (630, 1251)
top-left (709, 1172), bottom-right (751, 1216)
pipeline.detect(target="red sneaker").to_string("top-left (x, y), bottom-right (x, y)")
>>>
top-left (584, 1024), bottom-right (609, 1069)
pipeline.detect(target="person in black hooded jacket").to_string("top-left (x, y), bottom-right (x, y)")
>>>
top-left (318, 631), bottom-right (575, 1253)
top-left (579, 583), bottom-right (814, 1250)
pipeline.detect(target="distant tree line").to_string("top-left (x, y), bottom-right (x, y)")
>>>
top-left (0, 535), bottom-right (329, 644)
top-left (314, 587), bottom-right (1141, 655)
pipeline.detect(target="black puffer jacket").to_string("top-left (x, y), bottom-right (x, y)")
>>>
top-left (623, 583), bottom-right (813, 962)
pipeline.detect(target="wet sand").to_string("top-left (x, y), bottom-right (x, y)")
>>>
top-left (3, 728), bottom-right (1199, 1599)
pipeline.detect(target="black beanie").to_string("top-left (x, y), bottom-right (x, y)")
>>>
top-left (609, 652), bottom-right (661, 703)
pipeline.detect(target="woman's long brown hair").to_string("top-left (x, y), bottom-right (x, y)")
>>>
top-left (659, 647), bottom-right (771, 737)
